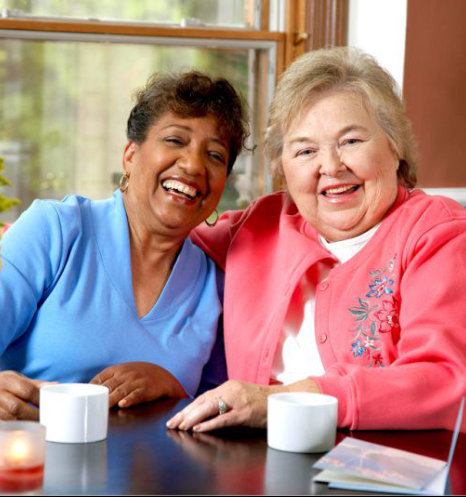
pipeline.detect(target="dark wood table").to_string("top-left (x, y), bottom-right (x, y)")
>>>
top-left (42, 398), bottom-right (466, 495)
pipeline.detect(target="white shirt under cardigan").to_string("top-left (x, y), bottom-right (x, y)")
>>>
top-left (271, 224), bottom-right (380, 384)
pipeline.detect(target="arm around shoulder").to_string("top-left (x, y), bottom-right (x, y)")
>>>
top-left (190, 207), bottom-right (251, 270)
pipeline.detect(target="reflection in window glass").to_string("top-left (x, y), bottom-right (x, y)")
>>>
top-left (0, 38), bottom-right (268, 220)
top-left (1, 0), bottom-right (253, 28)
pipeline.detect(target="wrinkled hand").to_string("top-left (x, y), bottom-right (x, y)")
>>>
top-left (166, 378), bottom-right (322, 433)
top-left (0, 370), bottom-right (55, 420)
top-left (166, 380), bottom-right (278, 432)
top-left (90, 361), bottom-right (187, 409)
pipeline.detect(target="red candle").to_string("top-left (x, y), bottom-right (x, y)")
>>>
top-left (0, 422), bottom-right (46, 493)
top-left (0, 464), bottom-right (45, 493)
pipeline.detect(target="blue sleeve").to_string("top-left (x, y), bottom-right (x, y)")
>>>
top-left (0, 201), bottom-right (64, 354)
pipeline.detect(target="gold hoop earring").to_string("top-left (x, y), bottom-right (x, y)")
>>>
top-left (205, 209), bottom-right (219, 227)
top-left (119, 173), bottom-right (129, 193)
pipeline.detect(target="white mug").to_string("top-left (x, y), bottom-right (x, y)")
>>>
top-left (40, 384), bottom-right (109, 443)
top-left (267, 392), bottom-right (338, 453)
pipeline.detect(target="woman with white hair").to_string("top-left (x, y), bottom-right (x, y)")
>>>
top-left (168, 47), bottom-right (466, 432)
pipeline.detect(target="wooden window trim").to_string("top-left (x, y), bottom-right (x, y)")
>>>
top-left (0, 18), bottom-right (283, 41)
top-left (285, 0), bottom-right (348, 67)
top-left (306, 0), bottom-right (348, 51)
top-left (0, 17), bottom-right (286, 79)
top-left (260, 0), bottom-right (270, 31)
top-left (0, 0), bottom-right (349, 79)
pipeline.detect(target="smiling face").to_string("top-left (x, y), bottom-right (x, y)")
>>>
top-left (122, 112), bottom-right (229, 239)
top-left (281, 91), bottom-right (400, 242)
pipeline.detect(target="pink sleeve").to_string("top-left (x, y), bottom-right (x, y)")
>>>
top-left (1, 223), bottom-right (12, 235)
top-left (190, 209), bottom-right (248, 270)
top-left (314, 219), bottom-right (466, 431)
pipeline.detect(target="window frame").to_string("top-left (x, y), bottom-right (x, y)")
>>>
top-left (0, 16), bottom-right (284, 208)
top-left (0, 1), bottom-right (349, 199)
top-left (0, 0), bottom-right (350, 81)
top-left (0, 17), bottom-right (285, 69)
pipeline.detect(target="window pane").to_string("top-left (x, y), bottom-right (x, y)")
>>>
top-left (1, 0), bottom-right (256, 28)
top-left (0, 37), bottom-right (271, 221)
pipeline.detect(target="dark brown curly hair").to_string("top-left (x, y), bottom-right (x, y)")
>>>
top-left (127, 71), bottom-right (249, 174)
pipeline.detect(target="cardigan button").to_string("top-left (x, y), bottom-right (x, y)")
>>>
top-left (319, 333), bottom-right (328, 344)
top-left (319, 280), bottom-right (329, 291)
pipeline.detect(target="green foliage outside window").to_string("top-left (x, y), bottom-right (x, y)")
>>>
top-left (0, 156), bottom-right (20, 227)
top-left (0, 2), bottom-right (250, 215)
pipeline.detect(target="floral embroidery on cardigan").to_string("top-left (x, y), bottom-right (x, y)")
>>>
top-left (348, 255), bottom-right (398, 367)
top-left (374, 299), bottom-right (399, 333)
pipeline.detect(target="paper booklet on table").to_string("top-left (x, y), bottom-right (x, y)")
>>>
top-left (312, 397), bottom-right (464, 495)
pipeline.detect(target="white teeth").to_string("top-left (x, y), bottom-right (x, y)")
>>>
top-left (324, 185), bottom-right (357, 194)
top-left (162, 180), bottom-right (198, 198)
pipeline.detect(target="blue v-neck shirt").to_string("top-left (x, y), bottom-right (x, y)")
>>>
top-left (0, 191), bottom-right (222, 397)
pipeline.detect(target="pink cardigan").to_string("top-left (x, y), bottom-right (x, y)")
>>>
top-left (192, 187), bottom-right (466, 430)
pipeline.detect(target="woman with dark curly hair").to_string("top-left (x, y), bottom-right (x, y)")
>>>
top-left (0, 71), bottom-right (248, 420)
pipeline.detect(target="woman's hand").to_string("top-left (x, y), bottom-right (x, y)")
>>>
top-left (90, 361), bottom-right (187, 409)
top-left (0, 371), bottom-right (54, 420)
top-left (166, 380), bottom-right (278, 432)
top-left (166, 378), bottom-right (322, 433)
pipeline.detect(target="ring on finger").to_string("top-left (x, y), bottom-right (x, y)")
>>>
top-left (217, 396), bottom-right (229, 415)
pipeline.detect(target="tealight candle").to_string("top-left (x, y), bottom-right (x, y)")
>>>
top-left (0, 422), bottom-right (46, 493)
